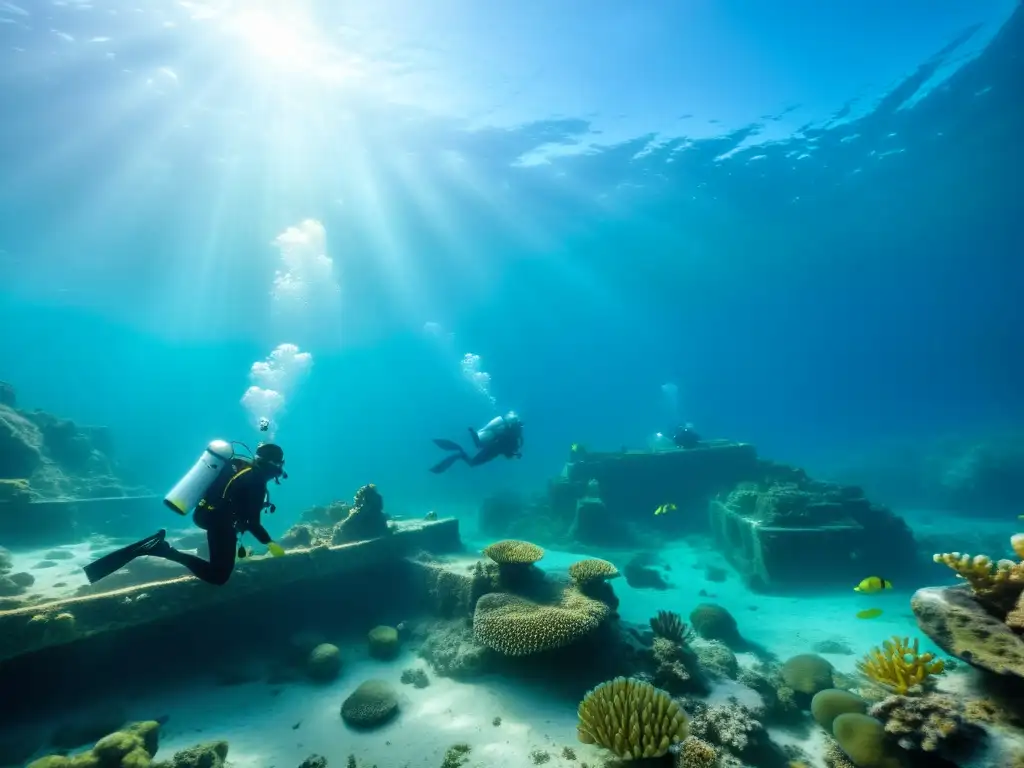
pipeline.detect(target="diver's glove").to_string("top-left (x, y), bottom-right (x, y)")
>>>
top-left (267, 542), bottom-right (286, 558)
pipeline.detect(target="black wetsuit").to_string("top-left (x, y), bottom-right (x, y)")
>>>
top-left (430, 426), bottom-right (523, 474)
top-left (156, 466), bottom-right (272, 585)
top-left (672, 426), bottom-right (701, 449)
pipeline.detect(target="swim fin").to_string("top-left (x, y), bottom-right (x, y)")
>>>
top-left (429, 453), bottom-right (463, 474)
top-left (467, 427), bottom-right (482, 449)
top-left (433, 438), bottom-right (463, 452)
top-left (82, 529), bottom-right (168, 585)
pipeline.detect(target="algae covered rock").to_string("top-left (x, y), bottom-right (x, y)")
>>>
top-left (307, 643), bottom-right (342, 682)
top-left (340, 679), bottom-right (399, 729)
top-left (912, 584), bottom-right (1024, 678)
top-left (367, 626), bottom-right (400, 660)
top-left (153, 740), bottom-right (229, 768)
top-left (332, 484), bottom-right (390, 544)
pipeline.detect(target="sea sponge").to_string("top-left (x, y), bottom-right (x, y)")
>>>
top-left (340, 680), bottom-right (399, 729)
top-left (933, 534), bottom-right (1024, 612)
top-left (869, 693), bottom-right (984, 756)
top-left (650, 609), bottom-right (694, 645)
top-left (811, 689), bottom-right (868, 730)
top-left (856, 636), bottom-right (944, 695)
top-left (306, 643), bottom-right (342, 682)
top-left (781, 654), bottom-right (835, 695)
top-left (831, 713), bottom-right (898, 768)
top-left (689, 603), bottom-right (740, 645)
top-left (568, 558), bottom-right (619, 585)
top-left (576, 677), bottom-right (688, 759)
top-left (367, 626), bottom-right (400, 660)
top-left (482, 539), bottom-right (544, 565)
top-left (473, 587), bottom-right (608, 656)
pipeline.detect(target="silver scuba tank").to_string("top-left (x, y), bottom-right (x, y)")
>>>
top-left (163, 439), bottom-right (234, 515)
top-left (476, 411), bottom-right (519, 445)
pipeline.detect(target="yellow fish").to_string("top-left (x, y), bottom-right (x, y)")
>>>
top-left (856, 608), bottom-right (884, 620)
top-left (654, 503), bottom-right (677, 516)
top-left (854, 576), bottom-right (893, 593)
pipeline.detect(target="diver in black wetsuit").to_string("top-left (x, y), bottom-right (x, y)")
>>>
top-left (672, 423), bottom-right (702, 449)
top-left (83, 443), bottom-right (288, 586)
top-left (430, 412), bottom-right (523, 474)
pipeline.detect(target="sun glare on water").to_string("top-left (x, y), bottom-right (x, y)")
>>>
top-left (226, 8), bottom-right (353, 82)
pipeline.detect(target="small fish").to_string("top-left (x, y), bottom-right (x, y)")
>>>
top-left (654, 503), bottom-right (677, 516)
top-left (856, 608), bottom-right (884, 620)
top-left (854, 576), bottom-right (893, 593)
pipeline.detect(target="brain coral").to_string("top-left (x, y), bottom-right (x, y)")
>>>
top-left (473, 587), bottom-right (608, 656)
top-left (483, 539), bottom-right (544, 565)
top-left (576, 677), bottom-right (689, 759)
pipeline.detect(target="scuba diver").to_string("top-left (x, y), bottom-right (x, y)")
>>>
top-left (672, 423), bottom-right (702, 449)
top-left (83, 441), bottom-right (288, 586)
top-left (430, 411), bottom-right (523, 474)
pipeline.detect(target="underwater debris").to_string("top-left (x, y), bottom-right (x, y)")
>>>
top-left (576, 677), bottom-right (688, 759)
top-left (856, 636), bottom-right (944, 695)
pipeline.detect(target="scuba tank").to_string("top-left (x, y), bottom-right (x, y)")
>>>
top-left (163, 439), bottom-right (234, 515)
top-left (476, 411), bottom-right (520, 445)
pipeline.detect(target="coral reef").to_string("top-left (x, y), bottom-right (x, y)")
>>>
top-left (481, 539), bottom-right (546, 591)
top-left (650, 636), bottom-right (709, 695)
top-left (689, 603), bottom-right (741, 646)
top-left (306, 643), bottom-right (342, 682)
top-left (575, 677), bottom-right (688, 759)
top-left (781, 653), bottom-right (835, 697)
top-left (830, 713), bottom-right (900, 768)
top-left (473, 587), bottom-right (609, 656)
top-left (332, 484), bottom-right (391, 544)
top-left (676, 736), bottom-right (719, 768)
top-left (869, 692), bottom-right (984, 758)
top-left (650, 610), bottom-right (694, 645)
top-left (855, 636), bottom-right (945, 694)
top-left (416, 619), bottom-right (492, 678)
top-left (340, 679), bottom-right (399, 729)
top-left (27, 721), bottom-right (162, 768)
top-left (367, 625), bottom-right (400, 660)
top-left (687, 701), bottom-right (790, 767)
top-left (811, 689), bottom-right (868, 730)
top-left (400, 667), bottom-right (429, 688)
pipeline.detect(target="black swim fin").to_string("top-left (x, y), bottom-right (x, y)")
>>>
top-left (433, 438), bottom-right (462, 452)
top-left (82, 529), bottom-right (167, 585)
top-left (429, 453), bottom-right (463, 474)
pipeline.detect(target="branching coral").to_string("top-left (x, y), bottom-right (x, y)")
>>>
top-left (856, 636), bottom-right (945, 695)
top-left (576, 677), bottom-right (688, 759)
top-left (932, 533), bottom-right (1024, 613)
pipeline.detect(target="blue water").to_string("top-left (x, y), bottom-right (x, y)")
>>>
top-left (2, 3), bottom-right (1024, 766)
top-left (2, 1), bottom-right (1021, 530)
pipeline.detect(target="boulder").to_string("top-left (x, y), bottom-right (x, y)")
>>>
top-left (911, 585), bottom-right (1024, 679)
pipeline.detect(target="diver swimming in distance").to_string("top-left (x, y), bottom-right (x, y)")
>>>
top-left (430, 411), bottom-right (524, 474)
top-left (672, 422), bottom-right (702, 449)
top-left (83, 441), bottom-right (289, 586)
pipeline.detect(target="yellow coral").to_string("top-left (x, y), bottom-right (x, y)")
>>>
top-left (678, 736), bottom-right (717, 767)
top-left (933, 533), bottom-right (1024, 610)
top-left (576, 677), bottom-right (688, 759)
top-left (856, 636), bottom-right (945, 695)
top-left (473, 587), bottom-right (608, 656)
top-left (482, 539), bottom-right (544, 565)
top-left (568, 558), bottom-right (619, 585)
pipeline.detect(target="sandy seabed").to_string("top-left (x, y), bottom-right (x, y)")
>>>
top-left (8, 512), bottom-right (1024, 768)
